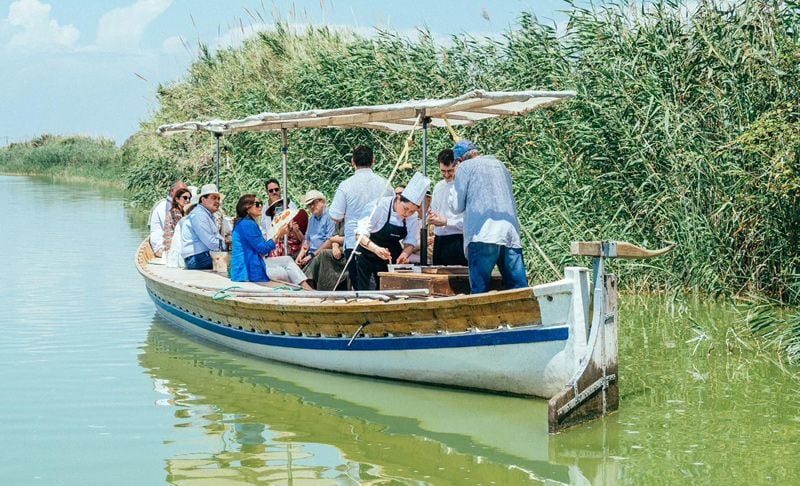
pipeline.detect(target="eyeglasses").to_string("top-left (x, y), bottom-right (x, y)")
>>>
top-left (254, 201), bottom-right (263, 208)
top-left (180, 195), bottom-right (191, 201)
top-left (267, 188), bottom-right (281, 194)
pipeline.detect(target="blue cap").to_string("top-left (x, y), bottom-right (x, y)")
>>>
top-left (452, 140), bottom-right (478, 161)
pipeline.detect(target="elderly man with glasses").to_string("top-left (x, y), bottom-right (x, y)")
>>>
top-left (449, 140), bottom-right (527, 294)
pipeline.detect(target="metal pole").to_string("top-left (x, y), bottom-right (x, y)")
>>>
top-left (281, 128), bottom-right (289, 253)
top-left (420, 116), bottom-right (429, 266)
top-left (214, 132), bottom-right (221, 188)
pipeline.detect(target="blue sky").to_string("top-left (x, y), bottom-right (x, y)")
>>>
top-left (0, 1), bottom-right (574, 146)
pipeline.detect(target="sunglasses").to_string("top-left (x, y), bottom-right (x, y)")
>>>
top-left (180, 195), bottom-right (191, 201)
top-left (267, 188), bottom-right (281, 194)
top-left (254, 201), bottom-right (263, 208)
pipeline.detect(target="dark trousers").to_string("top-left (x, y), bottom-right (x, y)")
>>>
top-left (185, 251), bottom-right (213, 270)
top-left (353, 250), bottom-right (386, 291)
top-left (433, 234), bottom-right (468, 266)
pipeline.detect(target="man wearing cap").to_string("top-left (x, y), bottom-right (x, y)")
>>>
top-left (181, 183), bottom-right (229, 270)
top-left (149, 180), bottom-right (187, 257)
top-left (295, 189), bottom-right (335, 268)
top-left (353, 172), bottom-right (430, 290)
top-left (329, 145), bottom-right (393, 287)
top-left (449, 140), bottom-right (527, 293)
top-left (427, 148), bottom-right (468, 266)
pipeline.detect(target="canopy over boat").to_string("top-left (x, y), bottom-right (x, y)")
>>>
top-left (156, 89), bottom-right (576, 136)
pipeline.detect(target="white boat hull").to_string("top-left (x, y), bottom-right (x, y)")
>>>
top-left (150, 292), bottom-right (573, 397)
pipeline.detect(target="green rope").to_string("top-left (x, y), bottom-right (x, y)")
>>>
top-left (212, 285), bottom-right (241, 301)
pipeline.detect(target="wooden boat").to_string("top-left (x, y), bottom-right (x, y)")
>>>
top-left (143, 90), bottom-right (673, 432)
top-left (138, 237), bottom-right (671, 433)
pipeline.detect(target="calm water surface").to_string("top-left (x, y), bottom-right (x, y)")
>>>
top-left (1, 175), bottom-right (798, 485)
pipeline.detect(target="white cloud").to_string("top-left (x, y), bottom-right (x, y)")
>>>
top-left (5, 0), bottom-right (79, 51)
top-left (95, 0), bottom-right (172, 51)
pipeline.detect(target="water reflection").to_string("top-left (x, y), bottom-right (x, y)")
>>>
top-left (140, 294), bottom-right (800, 485)
top-left (140, 318), bottom-right (605, 484)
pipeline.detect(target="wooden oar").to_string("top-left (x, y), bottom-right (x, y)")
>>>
top-left (570, 241), bottom-right (675, 259)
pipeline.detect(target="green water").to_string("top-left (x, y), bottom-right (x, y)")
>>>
top-left (1, 175), bottom-right (798, 485)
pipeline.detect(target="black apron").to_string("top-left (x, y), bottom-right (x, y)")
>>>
top-left (354, 198), bottom-right (407, 290)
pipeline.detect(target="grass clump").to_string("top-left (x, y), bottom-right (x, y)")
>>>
top-left (0, 135), bottom-right (124, 188)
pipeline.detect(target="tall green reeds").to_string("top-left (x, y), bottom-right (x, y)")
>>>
top-left (125, 0), bottom-right (799, 307)
top-left (0, 135), bottom-right (124, 186)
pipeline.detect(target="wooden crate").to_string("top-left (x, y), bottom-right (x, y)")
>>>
top-left (378, 271), bottom-right (504, 296)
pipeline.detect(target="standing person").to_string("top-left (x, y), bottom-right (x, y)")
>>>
top-left (230, 194), bottom-right (311, 288)
top-left (427, 149), bottom-right (467, 266)
top-left (353, 172), bottom-right (430, 290)
top-left (295, 190), bottom-right (335, 268)
top-left (328, 145), bottom-right (393, 287)
top-left (449, 140), bottom-right (527, 293)
top-left (260, 178), bottom-right (297, 235)
top-left (181, 184), bottom-right (228, 270)
top-left (162, 187), bottom-right (194, 254)
top-left (149, 180), bottom-right (187, 256)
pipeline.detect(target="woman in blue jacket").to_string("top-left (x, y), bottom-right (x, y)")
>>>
top-left (230, 194), bottom-right (312, 289)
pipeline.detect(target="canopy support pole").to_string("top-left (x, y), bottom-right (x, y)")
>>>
top-left (420, 113), bottom-right (431, 266)
top-left (214, 132), bottom-right (222, 188)
top-left (281, 128), bottom-right (289, 252)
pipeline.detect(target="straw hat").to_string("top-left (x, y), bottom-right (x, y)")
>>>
top-left (302, 189), bottom-right (326, 206)
top-left (197, 183), bottom-right (225, 202)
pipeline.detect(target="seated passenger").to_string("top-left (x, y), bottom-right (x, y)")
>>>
top-left (353, 172), bottom-right (430, 290)
top-left (230, 194), bottom-right (312, 289)
top-left (260, 178), bottom-right (298, 234)
top-left (265, 199), bottom-right (307, 258)
top-left (149, 180), bottom-right (187, 256)
top-left (181, 184), bottom-right (228, 270)
top-left (295, 189), bottom-right (335, 268)
top-left (303, 224), bottom-right (347, 291)
top-left (163, 187), bottom-right (193, 254)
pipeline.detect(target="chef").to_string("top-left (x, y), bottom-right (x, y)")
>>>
top-left (353, 172), bottom-right (430, 290)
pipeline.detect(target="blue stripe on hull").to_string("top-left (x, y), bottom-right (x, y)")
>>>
top-left (148, 289), bottom-right (568, 351)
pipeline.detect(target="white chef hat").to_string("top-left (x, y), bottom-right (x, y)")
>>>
top-left (401, 171), bottom-right (431, 206)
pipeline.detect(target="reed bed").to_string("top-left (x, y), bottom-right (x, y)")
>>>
top-left (127, 1), bottom-right (799, 302)
top-left (0, 135), bottom-right (124, 187)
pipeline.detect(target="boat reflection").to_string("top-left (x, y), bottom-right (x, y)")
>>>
top-left (140, 317), bottom-right (610, 484)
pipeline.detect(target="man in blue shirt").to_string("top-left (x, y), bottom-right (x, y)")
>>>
top-left (181, 184), bottom-right (228, 270)
top-left (449, 140), bottom-right (527, 293)
top-left (295, 189), bottom-right (335, 267)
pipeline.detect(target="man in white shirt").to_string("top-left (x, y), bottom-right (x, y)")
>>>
top-left (149, 180), bottom-right (187, 256)
top-left (427, 148), bottom-right (467, 266)
top-left (329, 145), bottom-right (393, 287)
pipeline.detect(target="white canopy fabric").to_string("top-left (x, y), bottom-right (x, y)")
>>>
top-left (156, 89), bottom-right (576, 136)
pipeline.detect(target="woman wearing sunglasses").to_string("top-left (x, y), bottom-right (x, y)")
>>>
top-left (230, 194), bottom-right (312, 289)
top-left (163, 187), bottom-right (193, 254)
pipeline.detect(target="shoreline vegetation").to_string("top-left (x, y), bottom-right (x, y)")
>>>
top-left (1, 0), bottom-right (798, 363)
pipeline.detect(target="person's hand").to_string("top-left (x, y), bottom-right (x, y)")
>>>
top-left (273, 224), bottom-right (289, 241)
top-left (332, 244), bottom-right (342, 260)
top-left (300, 255), bottom-right (311, 266)
top-left (396, 253), bottom-right (410, 264)
top-left (290, 221), bottom-right (299, 232)
top-left (373, 245), bottom-right (391, 261)
top-left (427, 210), bottom-right (447, 227)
